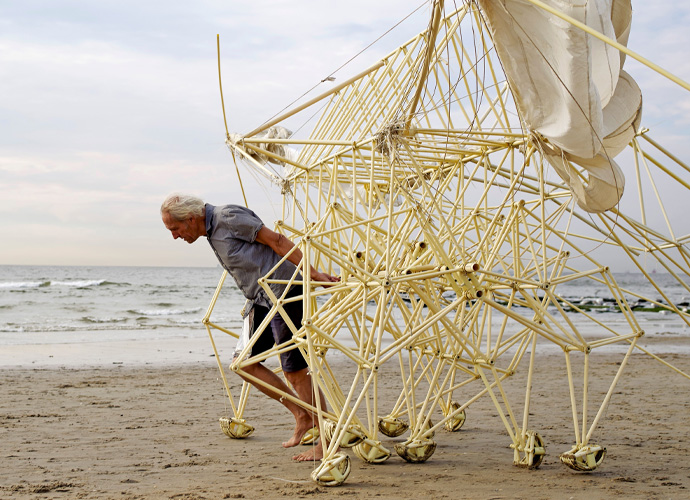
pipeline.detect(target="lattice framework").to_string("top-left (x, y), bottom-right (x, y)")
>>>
top-left (204, 0), bottom-right (690, 486)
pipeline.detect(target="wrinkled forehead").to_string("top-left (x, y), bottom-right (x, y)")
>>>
top-left (162, 212), bottom-right (182, 230)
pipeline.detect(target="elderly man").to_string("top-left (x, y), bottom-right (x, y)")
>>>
top-left (161, 193), bottom-right (338, 461)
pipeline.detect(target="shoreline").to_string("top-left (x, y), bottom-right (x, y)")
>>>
top-left (0, 334), bottom-right (218, 369)
top-left (1, 328), bottom-right (689, 369)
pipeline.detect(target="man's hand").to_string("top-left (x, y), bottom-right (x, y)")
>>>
top-left (311, 270), bottom-right (340, 287)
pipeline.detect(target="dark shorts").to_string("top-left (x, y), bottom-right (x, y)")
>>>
top-left (248, 286), bottom-right (308, 373)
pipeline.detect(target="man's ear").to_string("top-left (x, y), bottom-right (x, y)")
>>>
top-left (190, 215), bottom-right (203, 233)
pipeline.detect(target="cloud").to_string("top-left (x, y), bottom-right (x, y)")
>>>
top-left (1, 0), bottom-right (689, 267)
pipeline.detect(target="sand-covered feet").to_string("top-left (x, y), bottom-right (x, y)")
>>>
top-left (282, 413), bottom-right (315, 448)
top-left (292, 445), bottom-right (324, 462)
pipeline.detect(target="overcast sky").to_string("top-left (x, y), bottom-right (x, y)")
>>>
top-left (1, 1), bottom-right (689, 268)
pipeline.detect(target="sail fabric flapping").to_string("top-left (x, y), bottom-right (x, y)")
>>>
top-left (477, 0), bottom-right (642, 212)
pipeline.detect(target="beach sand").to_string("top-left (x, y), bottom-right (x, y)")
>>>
top-left (2, 336), bottom-right (689, 499)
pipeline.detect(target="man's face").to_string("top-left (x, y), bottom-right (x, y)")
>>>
top-left (162, 212), bottom-right (201, 244)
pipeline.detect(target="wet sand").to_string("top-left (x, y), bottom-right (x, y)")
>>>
top-left (1, 337), bottom-right (689, 499)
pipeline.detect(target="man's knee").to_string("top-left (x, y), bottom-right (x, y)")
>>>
top-left (284, 367), bottom-right (310, 385)
top-left (236, 361), bottom-right (262, 378)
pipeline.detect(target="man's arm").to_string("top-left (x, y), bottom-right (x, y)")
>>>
top-left (255, 226), bottom-right (339, 284)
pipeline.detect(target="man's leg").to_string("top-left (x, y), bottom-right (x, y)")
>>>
top-left (272, 286), bottom-right (331, 458)
top-left (239, 362), bottom-right (314, 449)
top-left (284, 367), bottom-right (329, 461)
top-left (237, 303), bottom-right (313, 448)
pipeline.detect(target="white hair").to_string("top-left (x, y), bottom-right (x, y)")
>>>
top-left (160, 193), bottom-right (205, 221)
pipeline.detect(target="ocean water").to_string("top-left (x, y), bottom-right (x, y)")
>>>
top-left (1, 266), bottom-right (688, 365)
top-left (0, 265), bottom-right (245, 345)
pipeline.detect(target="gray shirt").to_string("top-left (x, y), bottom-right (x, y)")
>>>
top-left (205, 204), bottom-right (298, 316)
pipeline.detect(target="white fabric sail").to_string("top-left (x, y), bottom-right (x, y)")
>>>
top-left (477, 0), bottom-right (642, 212)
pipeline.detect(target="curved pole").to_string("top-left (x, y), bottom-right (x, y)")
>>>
top-left (405, 0), bottom-right (445, 133)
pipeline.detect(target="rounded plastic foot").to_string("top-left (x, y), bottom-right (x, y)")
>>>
top-left (300, 426), bottom-right (320, 445)
top-left (219, 417), bottom-right (254, 439)
top-left (513, 430), bottom-right (546, 469)
top-left (378, 415), bottom-right (409, 437)
top-left (444, 402), bottom-right (466, 432)
top-left (353, 438), bottom-right (391, 464)
top-left (560, 444), bottom-right (606, 472)
top-left (394, 439), bottom-right (437, 463)
top-left (323, 420), bottom-right (365, 448)
top-left (418, 417), bottom-right (435, 439)
top-left (311, 452), bottom-right (351, 486)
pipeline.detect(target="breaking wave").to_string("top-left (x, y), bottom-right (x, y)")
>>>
top-left (50, 280), bottom-right (108, 288)
top-left (0, 281), bottom-right (50, 289)
top-left (0, 279), bottom-right (110, 290)
top-left (81, 316), bottom-right (128, 324)
top-left (128, 307), bottom-right (203, 317)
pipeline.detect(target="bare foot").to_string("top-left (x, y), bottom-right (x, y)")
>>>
top-left (293, 445), bottom-right (324, 462)
top-left (282, 413), bottom-right (314, 448)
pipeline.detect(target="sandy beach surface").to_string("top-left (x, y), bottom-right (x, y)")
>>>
top-left (2, 335), bottom-right (689, 500)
